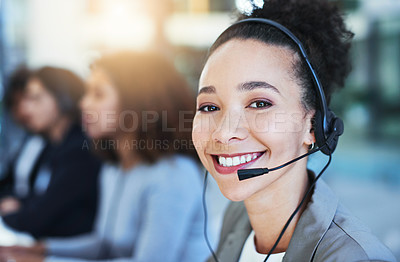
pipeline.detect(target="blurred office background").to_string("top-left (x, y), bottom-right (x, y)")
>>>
top-left (0, 0), bottom-right (399, 259)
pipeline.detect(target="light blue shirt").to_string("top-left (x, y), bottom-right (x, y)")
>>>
top-left (45, 155), bottom-right (209, 262)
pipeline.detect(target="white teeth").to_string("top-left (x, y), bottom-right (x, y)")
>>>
top-left (219, 157), bottom-right (226, 166)
top-left (232, 157), bottom-right (240, 166)
top-left (218, 153), bottom-right (262, 167)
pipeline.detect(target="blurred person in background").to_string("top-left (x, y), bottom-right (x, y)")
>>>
top-left (0, 66), bottom-right (46, 204)
top-left (0, 51), bottom-right (209, 262)
top-left (0, 66), bottom-right (101, 241)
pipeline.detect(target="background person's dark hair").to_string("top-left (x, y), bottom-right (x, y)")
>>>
top-left (3, 65), bottom-right (31, 111)
top-left (31, 66), bottom-right (85, 121)
top-left (92, 51), bottom-right (199, 164)
top-left (209, 0), bottom-right (354, 112)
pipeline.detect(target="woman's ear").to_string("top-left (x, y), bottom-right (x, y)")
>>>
top-left (303, 110), bottom-right (316, 146)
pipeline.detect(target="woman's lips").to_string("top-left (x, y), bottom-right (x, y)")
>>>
top-left (211, 151), bottom-right (265, 175)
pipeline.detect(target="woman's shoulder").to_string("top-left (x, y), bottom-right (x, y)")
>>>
top-left (314, 203), bottom-right (396, 262)
top-left (137, 155), bottom-right (204, 207)
top-left (286, 179), bottom-right (396, 261)
top-left (117, 155), bottom-right (203, 194)
top-left (147, 155), bottom-right (202, 180)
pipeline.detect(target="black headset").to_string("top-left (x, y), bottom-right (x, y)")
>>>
top-left (232, 18), bottom-right (344, 155)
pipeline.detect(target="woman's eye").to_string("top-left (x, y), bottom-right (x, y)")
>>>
top-left (198, 105), bottom-right (220, 112)
top-left (248, 100), bottom-right (272, 109)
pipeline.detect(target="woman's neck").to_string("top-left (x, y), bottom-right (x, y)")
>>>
top-left (47, 117), bottom-right (72, 144)
top-left (244, 162), bottom-right (310, 254)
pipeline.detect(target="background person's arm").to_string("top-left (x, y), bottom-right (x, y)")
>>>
top-left (2, 150), bottom-right (100, 238)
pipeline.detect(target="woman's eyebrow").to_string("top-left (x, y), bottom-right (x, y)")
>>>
top-left (197, 85), bottom-right (216, 96)
top-left (238, 81), bottom-right (280, 94)
top-left (197, 81), bottom-right (280, 96)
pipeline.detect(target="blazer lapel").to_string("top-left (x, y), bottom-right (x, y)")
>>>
top-left (283, 179), bottom-right (338, 262)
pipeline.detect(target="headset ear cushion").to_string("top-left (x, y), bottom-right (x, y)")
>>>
top-left (314, 109), bottom-right (326, 153)
top-left (325, 110), bottom-right (345, 155)
top-left (314, 109), bottom-right (344, 155)
top-left (325, 116), bottom-right (344, 154)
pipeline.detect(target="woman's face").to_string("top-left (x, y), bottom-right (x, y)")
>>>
top-left (80, 69), bottom-right (121, 140)
top-left (192, 39), bottom-right (315, 201)
top-left (10, 91), bottom-right (29, 127)
top-left (20, 78), bottom-right (61, 134)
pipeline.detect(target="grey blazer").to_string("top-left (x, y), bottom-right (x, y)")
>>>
top-left (208, 179), bottom-right (396, 262)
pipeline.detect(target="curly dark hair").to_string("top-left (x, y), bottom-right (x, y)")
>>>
top-left (32, 66), bottom-right (85, 120)
top-left (209, 0), bottom-right (354, 111)
top-left (4, 65), bottom-right (31, 111)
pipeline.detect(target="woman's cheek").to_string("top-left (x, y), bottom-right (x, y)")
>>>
top-left (250, 110), bottom-right (297, 137)
top-left (84, 112), bottom-right (104, 139)
top-left (247, 111), bottom-right (270, 134)
top-left (99, 110), bottom-right (118, 133)
top-left (192, 114), bottom-right (211, 160)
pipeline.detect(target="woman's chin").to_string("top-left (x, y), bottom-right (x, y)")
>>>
top-left (84, 126), bottom-right (104, 140)
top-left (218, 183), bottom-right (255, 202)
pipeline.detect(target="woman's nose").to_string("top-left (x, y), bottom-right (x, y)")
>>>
top-left (211, 110), bottom-right (249, 144)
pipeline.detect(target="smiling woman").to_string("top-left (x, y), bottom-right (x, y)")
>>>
top-left (192, 0), bottom-right (396, 261)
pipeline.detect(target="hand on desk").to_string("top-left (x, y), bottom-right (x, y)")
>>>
top-left (0, 243), bottom-right (46, 262)
top-left (0, 197), bottom-right (21, 216)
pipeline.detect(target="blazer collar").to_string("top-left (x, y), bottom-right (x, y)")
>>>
top-left (215, 173), bottom-right (338, 262)
top-left (218, 202), bottom-right (252, 261)
top-left (283, 178), bottom-right (339, 262)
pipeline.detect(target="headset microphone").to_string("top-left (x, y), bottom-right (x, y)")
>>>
top-left (237, 146), bottom-right (322, 180)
